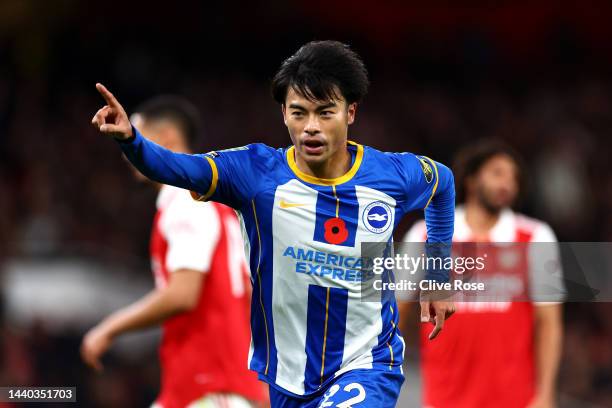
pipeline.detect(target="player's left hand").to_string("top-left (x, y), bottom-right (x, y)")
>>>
top-left (80, 325), bottom-right (113, 372)
top-left (420, 292), bottom-right (455, 340)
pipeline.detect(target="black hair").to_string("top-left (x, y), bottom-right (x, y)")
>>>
top-left (271, 40), bottom-right (369, 105)
top-left (452, 139), bottom-right (526, 203)
top-left (134, 95), bottom-right (201, 148)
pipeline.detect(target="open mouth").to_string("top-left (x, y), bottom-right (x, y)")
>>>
top-left (303, 139), bottom-right (325, 155)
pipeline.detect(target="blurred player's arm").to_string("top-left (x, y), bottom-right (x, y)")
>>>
top-left (528, 224), bottom-right (564, 408)
top-left (81, 194), bottom-right (220, 372)
top-left (81, 270), bottom-right (204, 371)
top-left (529, 304), bottom-right (563, 408)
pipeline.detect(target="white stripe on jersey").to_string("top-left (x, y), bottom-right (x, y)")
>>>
top-left (272, 179), bottom-right (319, 394)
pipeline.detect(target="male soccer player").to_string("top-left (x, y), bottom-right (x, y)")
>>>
top-left (403, 140), bottom-right (565, 408)
top-left (81, 96), bottom-right (265, 408)
top-left (90, 41), bottom-right (456, 407)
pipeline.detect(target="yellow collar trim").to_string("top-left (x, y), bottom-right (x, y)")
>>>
top-left (286, 141), bottom-right (363, 186)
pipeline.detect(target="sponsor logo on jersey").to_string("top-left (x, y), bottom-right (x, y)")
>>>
top-left (363, 201), bottom-right (392, 234)
top-left (282, 246), bottom-right (375, 282)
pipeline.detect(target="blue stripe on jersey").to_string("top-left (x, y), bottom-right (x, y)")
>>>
top-left (373, 261), bottom-right (403, 369)
top-left (312, 186), bottom-right (359, 247)
top-left (243, 197), bottom-right (278, 381)
top-left (303, 284), bottom-right (349, 393)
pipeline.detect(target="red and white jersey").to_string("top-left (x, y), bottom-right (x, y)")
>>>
top-left (403, 206), bottom-right (564, 408)
top-left (150, 185), bottom-right (264, 408)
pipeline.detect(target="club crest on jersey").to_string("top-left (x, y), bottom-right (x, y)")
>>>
top-left (418, 157), bottom-right (434, 183)
top-left (363, 201), bottom-right (392, 234)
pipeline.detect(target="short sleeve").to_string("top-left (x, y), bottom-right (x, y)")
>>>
top-left (160, 194), bottom-right (221, 274)
top-left (190, 144), bottom-right (270, 209)
top-left (529, 223), bottom-right (566, 304)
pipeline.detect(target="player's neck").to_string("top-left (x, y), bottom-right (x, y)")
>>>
top-left (464, 200), bottom-right (501, 237)
top-left (295, 147), bottom-right (352, 180)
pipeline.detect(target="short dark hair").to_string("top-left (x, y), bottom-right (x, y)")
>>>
top-left (452, 139), bottom-right (526, 203)
top-left (134, 95), bottom-right (201, 148)
top-left (271, 41), bottom-right (369, 105)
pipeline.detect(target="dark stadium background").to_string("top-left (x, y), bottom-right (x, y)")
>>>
top-left (0, 1), bottom-right (611, 406)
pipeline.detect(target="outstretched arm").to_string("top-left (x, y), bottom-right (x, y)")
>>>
top-left (91, 83), bottom-right (213, 196)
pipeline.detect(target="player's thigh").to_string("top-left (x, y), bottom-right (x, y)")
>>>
top-left (317, 369), bottom-right (404, 408)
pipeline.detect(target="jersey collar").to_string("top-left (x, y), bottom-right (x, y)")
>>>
top-left (286, 141), bottom-right (363, 186)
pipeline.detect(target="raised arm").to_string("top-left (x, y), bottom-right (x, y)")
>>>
top-left (91, 83), bottom-right (213, 195)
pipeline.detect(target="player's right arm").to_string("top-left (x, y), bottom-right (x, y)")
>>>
top-left (92, 84), bottom-right (263, 209)
top-left (92, 83), bottom-right (215, 196)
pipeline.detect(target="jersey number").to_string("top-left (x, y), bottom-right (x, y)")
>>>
top-left (318, 382), bottom-right (366, 408)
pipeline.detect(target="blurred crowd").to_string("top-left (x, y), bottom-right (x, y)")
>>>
top-left (1, 0), bottom-right (611, 406)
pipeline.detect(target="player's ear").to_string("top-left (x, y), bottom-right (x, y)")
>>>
top-left (281, 104), bottom-right (287, 126)
top-left (347, 102), bottom-right (357, 125)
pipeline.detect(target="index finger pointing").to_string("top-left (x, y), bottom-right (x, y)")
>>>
top-left (96, 83), bottom-right (119, 107)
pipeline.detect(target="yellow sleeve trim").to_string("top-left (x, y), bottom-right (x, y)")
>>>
top-left (422, 156), bottom-right (439, 209)
top-left (190, 156), bottom-right (218, 202)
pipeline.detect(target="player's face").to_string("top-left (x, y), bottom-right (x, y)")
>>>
top-left (282, 87), bottom-right (356, 167)
top-left (471, 154), bottom-right (519, 213)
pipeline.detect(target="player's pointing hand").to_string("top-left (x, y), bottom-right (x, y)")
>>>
top-left (91, 83), bottom-right (133, 140)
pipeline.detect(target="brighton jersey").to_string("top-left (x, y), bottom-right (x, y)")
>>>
top-left (120, 129), bottom-right (455, 397)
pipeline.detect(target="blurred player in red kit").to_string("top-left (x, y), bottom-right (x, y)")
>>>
top-left (402, 140), bottom-right (565, 408)
top-left (81, 96), bottom-right (266, 408)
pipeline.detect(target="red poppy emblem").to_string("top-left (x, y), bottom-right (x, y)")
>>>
top-left (324, 217), bottom-right (349, 245)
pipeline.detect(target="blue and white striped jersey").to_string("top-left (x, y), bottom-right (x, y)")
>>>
top-left (120, 129), bottom-right (455, 397)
